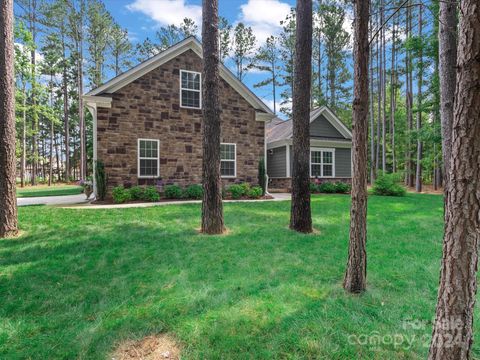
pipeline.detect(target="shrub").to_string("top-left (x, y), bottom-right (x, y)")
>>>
top-left (239, 182), bottom-right (250, 195)
top-left (334, 182), bottom-right (351, 194)
top-left (143, 186), bottom-right (160, 202)
top-left (247, 186), bottom-right (263, 199)
top-left (373, 173), bottom-right (406, 196)
top-left (318, 182), bottom-right (336, 193)
top-left (112, 186), bottom-right (131, 204)
top-left (258, 157), bottom-right (266, 195)
top-left (129, 186), bottom-right (145, 200)
top-left (228, 184), bottom-right (245, 199)
top-left (184, 184), bottom-right (203, 199)
top-left (309, 182), bottom-right (319, 193)
top-left (95, 161), bottom-right (108, 201)
top-left (164, 184), bottom-right (183, 199)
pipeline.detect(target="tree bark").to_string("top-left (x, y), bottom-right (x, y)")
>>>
top-left (438, 0), bottom-right (457, 195)
top-left (344, 0), bottom-right (369, 293)
top-left (20, 82), bottom-right (27, 188)
top-left (62, 32), bottom-right (70, 182)
top-left (0, 0), bottom-right (18, 238)
top-left (290, 0), bottom-right (313, 234)
top-left (201, 0), bottom-right (224, 235)
top-left (428, 1), bottom-right (480, 357)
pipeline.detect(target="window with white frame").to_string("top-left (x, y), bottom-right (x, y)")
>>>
top-left (180, 70), bottom-right (201, 109)
top-left (220, 143), bottom-right (236, 177)
top-left (310, 148), bottom-right (334, 177)
top-left (138, 139), bottom-right (160, 178)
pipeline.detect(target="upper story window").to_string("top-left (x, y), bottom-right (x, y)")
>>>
top-left (180, 70), bottom-right (201, 109)
top-left (220, 143), bottom-right (236, 178)
top-left (310, 148), bottom-right (334, 178)
top-left (138, 139), bottom-right (160, 178)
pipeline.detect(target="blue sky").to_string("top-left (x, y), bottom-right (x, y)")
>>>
top-left (103, 0), bottom-right (298, 114)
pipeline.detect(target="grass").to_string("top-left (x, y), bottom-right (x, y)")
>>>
top-left (16, 184), bottom-right (83, 198)
top-left (1, 194), bottom-right (478, 359)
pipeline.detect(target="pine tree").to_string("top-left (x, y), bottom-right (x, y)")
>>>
top-left (290, 0), bottom-right (313, 234)
top-left (0, 0), bottom-right (18, 238)
top-left (231, 22), bottom-right (256, 81)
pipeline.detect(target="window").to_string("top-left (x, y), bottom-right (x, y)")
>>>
top-left (221, 143), bottom-right (236, 178)
top-left (138, 139), bottom-right (160, 178)
top-left (310, 148), bottom-right (334, 178)
top-left (180, 70), bottom-right (201, 109)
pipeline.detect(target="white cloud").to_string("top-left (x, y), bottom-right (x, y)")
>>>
top-left (238, 0), bottom-right (292, 45)
top-left (126, 0), bottom-right (202, 30)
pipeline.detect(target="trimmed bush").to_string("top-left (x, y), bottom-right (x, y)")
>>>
top-left (228, 184), bottom-right (245, 199)
top-left (258, 157), bottom-right (266, 195)
top-left (239, 182), bottom-right (250, 195)
top-left (164, 184), bottom-right (183, 199)
top-left (247, 186), bottom-right (263, 199)
top-left (373, 173), bottom-right (406, 196)
top-left (309, 182), bottom-right (319, 193)
top-left (143, 186), bottom-right (160, 202)
top-left (334, 182), bottom-right (351, 194)
top-left (318, 182), bottom-right (336, 193)
top-left (129, 186), bottom-right (145, 200)
top-left (95, 161), bottom-right (108, 201)
top-left (184, 184), bottom-right (203, 199)
top-left (112, 186), bottom-right (131, 204)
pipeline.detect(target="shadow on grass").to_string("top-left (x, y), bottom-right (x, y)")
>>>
top-left (0, 194), bottom-right (465, 359)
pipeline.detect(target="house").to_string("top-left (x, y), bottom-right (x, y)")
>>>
top-left (83, 37), bottom-right (275, 196)
top-left (266, 106), bottom-right (352, 190)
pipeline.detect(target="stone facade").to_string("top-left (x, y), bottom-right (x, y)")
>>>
top-left (268, 177), bottom-right (352, 192)
top-left (96, 49), bottom-right (265, 196)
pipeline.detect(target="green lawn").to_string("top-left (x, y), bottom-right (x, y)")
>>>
top-left (1, 194), bottom-right (478, 359)
top-left (16, 184), bottom-right (83, 198)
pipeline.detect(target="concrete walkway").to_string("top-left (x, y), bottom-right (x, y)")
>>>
top-left (17, 194), bottom-right (90, 207)
top-left (65, 192), bottom-right (291, 209)
top-left (16, 192), bottom-right (291, 209)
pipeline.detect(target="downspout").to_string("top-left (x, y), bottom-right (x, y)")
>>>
top-left (85, 103), bottom-right (97, 198)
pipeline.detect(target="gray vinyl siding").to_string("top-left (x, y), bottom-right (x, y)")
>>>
top-left (286, 146), bottom-right (351, 178)
top-left (335, 148), bottom-right (352, 177)
top-left (267, 145), bottom-right (287, 178)
top-left (310, 114), bottom-right (344, 138)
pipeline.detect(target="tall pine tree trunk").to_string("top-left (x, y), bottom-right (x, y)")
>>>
top-left (201, 0), bottom-right (224, 234)
top-left (20, 82), bottom-right (27, 188)
top-left (290, 0), bottom-right (313, 234)
top-left (62, 33), bottom-right (70, 182)
top-left (438, 0), bottom-right (457, 194)
top-left (0, 0), bottom-right (18, 238)
top-left (381, 0), bottom-right (386, 172)
top-left (415, 6), bottom-right (423, 193)
top-left (369, 22), bottom-right (375, 184)
top-left (344, 0), bottom-right (369, 293)
top-left (428, 1), bottom-right (480, 356)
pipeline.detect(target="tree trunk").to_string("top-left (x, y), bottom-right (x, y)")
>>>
top-left (376, 7), bottom-right (381, 176)
top-left (290, 0), bottom-right (313, 234)
top-left (20, 82), bottom-right (27, 188)
top-left (201, 0), bottom-right (224, 234)
top-left (438, 0), bottom-right (457, 196)
top-left (369, 23), bottom-right (375, 184)
top-left (381, 0), bottom-right (386, 173)
top-left (390, 13), bottom-right (397, 173)
top-left (344, 0), bottom-right (369, 293)
top-left (0, 0), bottom-right (18, 238)
top-left (428, 1), bottom-right (480, 357)
top-left (415, 5), bottom-right (423, 193)
top-left (62, 33), bottom-right (70, 182)
top-left (49, 75), bottom-right (54, 186)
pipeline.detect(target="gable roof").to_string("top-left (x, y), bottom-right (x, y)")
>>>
top-left (85, 36), bottom-right (273, 115)
top-left (266, 106), bottom-right (352, 143)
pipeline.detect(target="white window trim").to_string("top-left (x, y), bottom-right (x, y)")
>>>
top-left (137, 138), bottom-right (160, 178)
top-left (179, 69), bottom-right (202, 109)
top-left (310, 147), bottom-right (335, 178)
top-left (221, 143), bottom-right (237, 178)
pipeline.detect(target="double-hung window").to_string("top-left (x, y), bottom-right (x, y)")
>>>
top-left (310, 148), bottom-right (334, 178)
top-left (220, 143), bottom-right (236, 178)
top-left (180, 70), bottom-right (201, 109)
top-left (138, 139), bottom-right (160, 178)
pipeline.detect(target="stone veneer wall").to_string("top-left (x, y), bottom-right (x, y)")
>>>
top-left (96, 49), bottom-right (265, 196)
top-left (268, 177), bottom-right (352, 192)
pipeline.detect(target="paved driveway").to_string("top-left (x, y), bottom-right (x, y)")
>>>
top-left (17, 194), bottom-right (89, 207)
